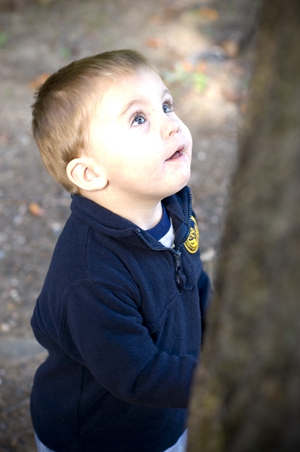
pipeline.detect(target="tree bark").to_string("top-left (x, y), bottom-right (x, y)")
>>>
top-left (187, 0), bottom-right (300, 451)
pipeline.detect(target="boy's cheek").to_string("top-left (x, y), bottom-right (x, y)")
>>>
top-left (182, 123), bottom-right (193, 146)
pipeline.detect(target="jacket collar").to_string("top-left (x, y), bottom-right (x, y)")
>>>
top-left (70, 186), bottom-right (192, 249)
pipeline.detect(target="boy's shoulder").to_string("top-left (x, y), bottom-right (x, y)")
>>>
top-left (52, 186), bottom-right (193, 275)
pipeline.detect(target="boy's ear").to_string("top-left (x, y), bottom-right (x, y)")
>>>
top-left (66, 157), bottom-right (108, 191)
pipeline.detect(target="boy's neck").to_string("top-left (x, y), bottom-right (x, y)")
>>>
top-left (82, 190), bottom-right (163, 230)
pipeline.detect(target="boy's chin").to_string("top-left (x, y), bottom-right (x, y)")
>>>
top-left (164, 180), bottom-right (190, 198)
top-left (178, 173), bottom-right (191, 190)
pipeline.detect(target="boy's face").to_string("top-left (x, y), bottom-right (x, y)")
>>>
top-left (89, 69), bottom-right (192, 205)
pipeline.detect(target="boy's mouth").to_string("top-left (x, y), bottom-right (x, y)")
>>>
top-left (167, 145), bottom-right (185, 160)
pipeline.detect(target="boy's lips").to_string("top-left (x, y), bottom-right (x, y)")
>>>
top-left (166, 144), bottom-right (185, 160)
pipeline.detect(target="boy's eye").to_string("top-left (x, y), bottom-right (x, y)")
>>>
top-left (163, 102), bottom-right (173, 113)
top-left (132, 114), bottom-right (146, 126)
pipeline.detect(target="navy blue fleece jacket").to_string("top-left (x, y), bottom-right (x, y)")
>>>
top-left (30, 186), bottom-right (210, 452)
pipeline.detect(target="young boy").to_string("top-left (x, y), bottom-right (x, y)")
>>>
top-left (30, 49), bottom-right (210, 452)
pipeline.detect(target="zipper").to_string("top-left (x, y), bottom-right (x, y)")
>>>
top-left (174, 249), bottom-right (183, 289)
top-left (187, 187), bottom-right (194, 234)
top-left (135, 189), bottom-right (194, 290)
top-left (136, 230), bottom-right (185, 290)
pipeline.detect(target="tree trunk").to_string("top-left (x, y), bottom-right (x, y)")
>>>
top-left (187, 0), bottom-right (300, 451)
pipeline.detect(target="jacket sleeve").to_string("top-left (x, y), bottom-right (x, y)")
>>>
top-left (60, 280), bottom-right (197, 409)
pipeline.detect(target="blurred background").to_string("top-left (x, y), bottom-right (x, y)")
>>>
top-left (0, 0), bottom-right (259, 450)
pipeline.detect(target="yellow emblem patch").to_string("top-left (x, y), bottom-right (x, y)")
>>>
top-left (184, 216), bottom-right (199, 254)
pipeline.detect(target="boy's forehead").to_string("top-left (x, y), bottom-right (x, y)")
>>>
top-left (98, 69), bottom-right (170, 109)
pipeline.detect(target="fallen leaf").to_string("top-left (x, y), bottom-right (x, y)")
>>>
top-left (145, 37), bottom-right (164, 48)
top-left (221, 40), bottom-right (240, 58)
top-left (149, 14), bottom-right (164, 24)
top-left (240, 102), bottom-right (247, 114)
top-left (195, 61), bottom-right (208, 73)
top-left (0, 132), bottom-right (11, 145)
top-left (28, 202), bottom-right (45, 217)
top-left (161, 6), bottom-right (183, 21)
top-left (198, 8), bottom-right (219, 21)
top-left (222, 86), bottom-right (245, 103)
top-left (181, 60), bottom-right (194, 73)
top-left (29, 73), bottom-right (51, 90)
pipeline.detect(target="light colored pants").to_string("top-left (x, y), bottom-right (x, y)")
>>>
top-left (164, 430), bottom-right (187, 452)
top-left (35, 429), bottom-right (187, 452)
top-left (35, 433), bottom-right (55, 452)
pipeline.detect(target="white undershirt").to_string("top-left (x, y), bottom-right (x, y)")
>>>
top-left (159, 220), bottom-right (175, 248)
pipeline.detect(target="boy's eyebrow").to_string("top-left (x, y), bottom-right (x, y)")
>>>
top-left (120, 89), bottom-right (172, 117)
top-left (120, 99), bottom-right (144, 117)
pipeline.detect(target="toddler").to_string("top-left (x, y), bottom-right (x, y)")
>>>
top-left (30, 49), bottom-right (210, 452)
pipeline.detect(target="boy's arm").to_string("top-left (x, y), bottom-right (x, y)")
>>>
top-left (61, 281), bottom-right (198, 409)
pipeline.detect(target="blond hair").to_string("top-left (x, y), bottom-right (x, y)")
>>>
top-left (32, 49), bottom-right (155, 193)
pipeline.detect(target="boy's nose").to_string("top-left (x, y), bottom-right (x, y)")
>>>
top-left (162, 116), bottom-right (180, 138)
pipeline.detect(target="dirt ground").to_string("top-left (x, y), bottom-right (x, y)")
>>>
top-left (0, 0), bottom-right (259, 450)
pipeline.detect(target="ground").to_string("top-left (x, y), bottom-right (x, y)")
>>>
top-left (0, 0), bottom-right (259, 450)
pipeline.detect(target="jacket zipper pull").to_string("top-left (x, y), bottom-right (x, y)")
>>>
top-left (174, 250), bottom-right (182, 289)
